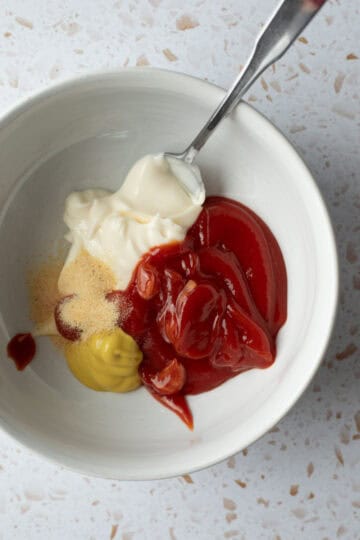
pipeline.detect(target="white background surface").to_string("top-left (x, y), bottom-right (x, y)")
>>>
top-left (0, 1), bottom-right (359, 539)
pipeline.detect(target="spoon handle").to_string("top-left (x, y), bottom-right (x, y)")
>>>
top-left (184, 0), bottom-right (327, 163)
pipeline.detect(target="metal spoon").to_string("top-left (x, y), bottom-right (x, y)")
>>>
top-left (166, 0), bottom-right (327, 195)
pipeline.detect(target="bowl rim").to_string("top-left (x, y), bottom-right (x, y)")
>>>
top-left (0, 67), bottom-right (339, 480)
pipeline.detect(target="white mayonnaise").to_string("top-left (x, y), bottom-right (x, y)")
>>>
top-left (62, 154), bottom-right (205, 290)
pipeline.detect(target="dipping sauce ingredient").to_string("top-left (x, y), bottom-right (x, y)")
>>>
top-left (55, 250), bottom-right (118, 341)
top-left (63, 154), bottom-right (204, 290)
top-left (65, 328), bottom-right (142, 392)
top-left (7, 333), bottom-right (36, 371)
top-left (106, 196), bottom-right (287, 427)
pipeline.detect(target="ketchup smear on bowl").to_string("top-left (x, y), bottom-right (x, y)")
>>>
top-left (107, 196), bottom-right (287, 429)
top-left (7, 333), bottom-right (36, 371)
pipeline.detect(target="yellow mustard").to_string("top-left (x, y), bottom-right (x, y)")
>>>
top-left (64, 328), bottom-right (142, 392)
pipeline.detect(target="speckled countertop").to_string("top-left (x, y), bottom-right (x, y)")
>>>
top-left (0, 1), bottom-right (359, 539)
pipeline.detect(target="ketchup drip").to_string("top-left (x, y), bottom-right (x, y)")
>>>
top-left (7, 333), bottom-right (36, 371)
top-left (107, 197), bottom-right (287, 428)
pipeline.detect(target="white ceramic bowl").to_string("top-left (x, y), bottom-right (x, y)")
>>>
top-left (0, 69), bottom-right (338, 479)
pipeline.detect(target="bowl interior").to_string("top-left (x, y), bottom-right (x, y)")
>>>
top-left (0, 70), bottom-right (337, 479)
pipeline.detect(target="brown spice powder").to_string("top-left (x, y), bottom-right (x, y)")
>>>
top-left (57, 250), bottom-right (118, 340)
top-left (29, 249), bottom-right (119, 342)
top-left (27, 254), bottom-right (63, 332)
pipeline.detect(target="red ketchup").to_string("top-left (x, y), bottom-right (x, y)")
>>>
top-left (7, 333), bottom-right (36, 371)
top-left (107, 197), bottom-right (287, 429)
